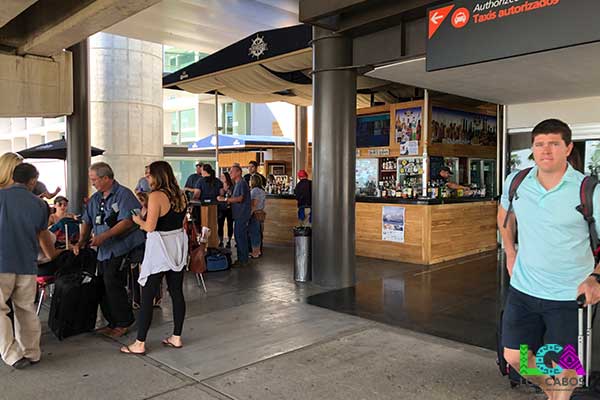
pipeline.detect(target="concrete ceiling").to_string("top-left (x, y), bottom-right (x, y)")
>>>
top-left (367, 41), bottom-right (600, 106)
top-left (106, 0), bottom-right (300, 53)
top-left (0, 0), bottom-right (162, 56)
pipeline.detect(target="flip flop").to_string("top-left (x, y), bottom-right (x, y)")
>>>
top-left (120, 345), bottom-right (146, 356)
top-left (162, 338), bottom-right (183, 349)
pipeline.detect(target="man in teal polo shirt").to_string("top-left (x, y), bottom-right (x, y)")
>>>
top-left (498, 119), bottom-right (600, 400)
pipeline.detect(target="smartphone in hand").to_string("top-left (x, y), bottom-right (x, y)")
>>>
top-left (130, 208), bottom-right (141, 217)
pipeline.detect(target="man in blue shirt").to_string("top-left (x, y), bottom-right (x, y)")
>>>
top-left (184, 162), bottom-right (204, 198)
top-left (219, 165), bottom-right (251, 267)
top-left (498, 119), bottom-right (600, 400)
top-left (74, 162), bottom-right (145, 338)
top-left (134, 165), bottom-right (151, 193)
top-left (0, 163), bottom-right (58, 369)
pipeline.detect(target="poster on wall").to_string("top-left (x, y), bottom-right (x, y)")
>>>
top-left (430, 107), bottom-right (496, 146)
top-left (585, 140), bottom-right (600, 176)
top-left (382, 206), bottom-right (405, 243)
top-left (395, 107), bottom-right (422, 155)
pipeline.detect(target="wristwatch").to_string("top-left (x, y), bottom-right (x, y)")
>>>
top-left (590, 273), bottom-right (600, 284)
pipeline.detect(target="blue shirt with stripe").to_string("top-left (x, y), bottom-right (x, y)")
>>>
top-left (501, 164), bottom-right (600, 301)
top-left (0, 184), bottom-right (49, 275)
top-left (82, 181), bottom-right (145, 261)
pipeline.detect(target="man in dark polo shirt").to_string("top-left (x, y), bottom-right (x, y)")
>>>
top-left (73, 162), bottom-right (145, 338)
top-left (184, 162), bottom-right (204, 198)
top-left (243, 161), bottom-right (267, 187)
top-left (0, 163), bottom-right (58, 369)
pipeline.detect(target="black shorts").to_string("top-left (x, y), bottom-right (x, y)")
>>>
top-left (502, 287), bottom-right (577, 352)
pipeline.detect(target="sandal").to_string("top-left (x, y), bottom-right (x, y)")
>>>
top-left (120, 345), bottom-right (146, 355)
top-left (162, 338), bottom-right (183, 349)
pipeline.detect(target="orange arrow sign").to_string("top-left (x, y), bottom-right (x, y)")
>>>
top-left (428, 4), bottom-right (455, 39)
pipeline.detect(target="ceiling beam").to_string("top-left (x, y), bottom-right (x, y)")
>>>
top-left (0, 0), bottom-right (161, 57)
top-left (0, 0), bottom-right (38, 29)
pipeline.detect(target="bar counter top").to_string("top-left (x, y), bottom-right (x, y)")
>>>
top-left (266, 193), bottom-right (496, 205)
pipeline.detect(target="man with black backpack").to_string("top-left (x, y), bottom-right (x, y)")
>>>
top-left (498, 119), bottom-right (600, 400)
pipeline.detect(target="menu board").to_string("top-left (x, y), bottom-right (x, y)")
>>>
top-left (356, 113), bottom-right (390, 148)
top-left (431, 107), bottom-right (496, 146)
top-left (394, 107), bottom-right (422, 155)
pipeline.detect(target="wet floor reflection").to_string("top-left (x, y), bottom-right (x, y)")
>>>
top-left (308, 251), bottom-right (503, 350)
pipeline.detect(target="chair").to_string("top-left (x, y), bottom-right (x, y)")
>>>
top-left (36, 275), bottom-right (56, 315)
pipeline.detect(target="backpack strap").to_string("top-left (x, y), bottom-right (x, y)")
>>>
top-left (576, 175), bottom-right (600, 263)
top-left (502, 167), bottom-right (533, 229)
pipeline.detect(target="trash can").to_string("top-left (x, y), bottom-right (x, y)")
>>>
top-left (293, 226), bottom-right (312, 282)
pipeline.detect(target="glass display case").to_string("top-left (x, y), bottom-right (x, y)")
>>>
top-left (396, 157), bottom-right (425, 198)
top-left (356, 158), bottom-right (379, 196)
top-left (468, 158), bottom-right (496, 196)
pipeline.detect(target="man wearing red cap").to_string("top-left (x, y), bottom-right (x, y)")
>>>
top-left (295, 170), bottom-right (311, 225)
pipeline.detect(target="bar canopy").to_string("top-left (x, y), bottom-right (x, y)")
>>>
top-left (162, 24), bottom-right (410, 108)
top-left (188, 134), bottom-right (295, 151)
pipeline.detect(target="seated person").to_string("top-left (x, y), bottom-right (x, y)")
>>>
top-left (38, 211), bottom-right (66, 277)
top-left (48, 196), bottom-right (77, 226)
top-left (48, 196), bottom-right (80, 245)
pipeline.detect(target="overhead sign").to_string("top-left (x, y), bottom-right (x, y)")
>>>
top-left (426, 0), bottom-right (600, 71)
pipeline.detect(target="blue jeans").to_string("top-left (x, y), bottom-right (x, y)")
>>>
top-left (249, 216), bottom-right (262, 250)
top-left (233, 218), bottom-right (250, 263)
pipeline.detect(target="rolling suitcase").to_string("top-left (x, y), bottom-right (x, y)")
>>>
top-left (48, 250), bottom-right (101, 340)
top-left (571, 295), bottom-right (600, 399)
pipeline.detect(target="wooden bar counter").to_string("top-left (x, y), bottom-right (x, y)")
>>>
top-left (263, 195), bottom-right (498, 265)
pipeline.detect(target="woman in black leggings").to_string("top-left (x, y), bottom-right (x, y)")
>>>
top-left (218, 171), bottom-right (234, 248)
top-left (121, 161), bottom-right (188, 355)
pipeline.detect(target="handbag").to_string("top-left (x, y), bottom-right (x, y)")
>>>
top-left (188, 243), bottom-right (207, 274)
top-left (185, 217), bottom-right (207, 274)
top-left (253, 209), bottom-right (266, 222)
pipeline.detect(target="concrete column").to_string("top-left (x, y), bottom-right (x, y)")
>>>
top-left (89, 33), bottom-right (163, 190)
top-left (67, 39), bottom-right (91, 215)
top-left (311, 27), bottom-right (357, 288)
top-left (294, 105), bottom-right (308, 178)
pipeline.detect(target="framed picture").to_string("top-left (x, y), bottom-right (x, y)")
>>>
top-left (270, 164), bottom-right (286, 175)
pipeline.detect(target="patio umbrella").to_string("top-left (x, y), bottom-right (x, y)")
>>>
top-left (18, 138), bottom-right (104, 160)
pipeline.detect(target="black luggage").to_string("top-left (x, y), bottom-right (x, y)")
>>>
top-left (48, 249), bottom-right (101, 340)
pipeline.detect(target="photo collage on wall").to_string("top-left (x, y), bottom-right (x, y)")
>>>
top-left (395, 107), bottom-right (422, 155)
top-left (431, 107), bottom-right (497, 146)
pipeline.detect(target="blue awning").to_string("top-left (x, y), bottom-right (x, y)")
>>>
top-left (188, 134), bottom-right (295, 151)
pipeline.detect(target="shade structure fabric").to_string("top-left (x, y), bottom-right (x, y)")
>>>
top-left (18, 138), bottom-right (104, 160)
top-left (163, 24), bottom-right (394, 107)
top-left (188, 134), bottom-right (294, 151)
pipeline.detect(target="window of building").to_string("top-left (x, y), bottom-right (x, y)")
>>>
top-left (165, 158), bottom-right (215, 188)
top-left (221, 102), bottom-right (251, 135)
top-left (163, 47), bottom-right (208, 74)
top-left (170, 109), bottom-right (197, 145)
